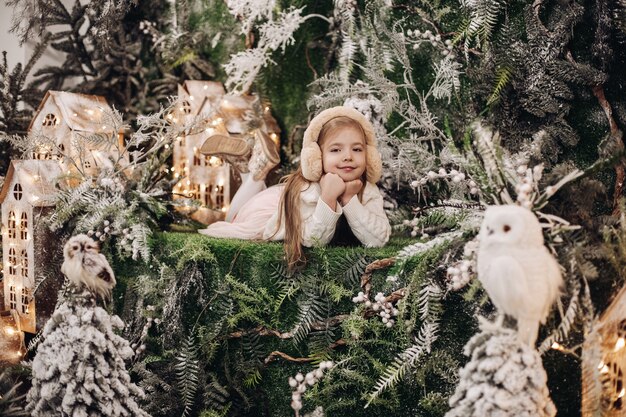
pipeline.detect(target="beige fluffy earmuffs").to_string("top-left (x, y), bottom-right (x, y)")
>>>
top-left (300, 106), bottom-right (382, 183)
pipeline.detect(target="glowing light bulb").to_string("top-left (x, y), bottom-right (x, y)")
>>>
top-left (551, 342), bottom-right (563, 351)
top-left (619, 388), bottom-right (625, 399)
top-left (203, 85), bottom-right (208, 90)
top-left (5, 327), bottom-right (16, 336)
top-left (189, 95), bottom-right (195, 101)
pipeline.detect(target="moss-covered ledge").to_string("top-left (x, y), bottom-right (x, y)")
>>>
top-left (113, 233), bottom-right (478, 417)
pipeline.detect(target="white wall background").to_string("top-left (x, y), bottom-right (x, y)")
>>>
top-left (1, 1), bottom-right (71, 86)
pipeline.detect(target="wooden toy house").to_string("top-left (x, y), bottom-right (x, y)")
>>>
top-left (171, 81), bottom-right (231, 223)
top-left (171, 81), bottom-right (281, 224)
top-left (0, 160), bottom-right (65, 334)
top-left (28, 90), bottom-right (125, 176)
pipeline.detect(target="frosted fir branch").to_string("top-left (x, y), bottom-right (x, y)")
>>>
top-left (418, 280), bottom-right (444, 321)
top-left (429, 57), bottom-right (463, 103)
top-left (396, 231), bottom-right (462, 260)
top-left (226, 0), bottom-right (276, 34)
top-left (538, 280), bottom-right (580, 355)
top-left (258, 7), bottom-right (307, 52)
top-left (224, 7), bottom-right (327, 92)
top-left (224, 48), bottom-right (270, 93)
top-left (459, 0), bottom-right (507, 50)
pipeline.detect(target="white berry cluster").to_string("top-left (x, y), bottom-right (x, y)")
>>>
top-left (130, 305), bottom-right (161, 357)
top-left (410, 168), bottom-right (479, 195)
top-left (139, 20), bottom-right (159, 43)
top-left (99, 176), bottom-right (125, 193)
top-left (406, 29), bottom-right (455, 57)
top-left (87, 220), bottom-right (113, 242)
top-left (289, 361), bottom-right (334, 414)
top-left (119, 227), bottom-right (135, 247)
top-left (401, 217), bottom-right (428, 238)
top-left (447, 239), bottom-right (478, 291)
top-left (352, 291), bottom-right (399, 328)
top-left (514, 164), bottom-right (544, 208)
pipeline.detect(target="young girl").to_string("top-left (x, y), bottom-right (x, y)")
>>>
top-left (199, 106), bottom-right (391, 269)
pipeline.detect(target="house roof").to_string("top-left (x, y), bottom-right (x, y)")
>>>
top-left (0, 160), bottom-right (63, 206)
top-left (179, 81), bottom-right (225, 116)
top-left (28, 91), bottom-right (117, 133)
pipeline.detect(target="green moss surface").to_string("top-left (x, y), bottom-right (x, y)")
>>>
top-left (112, 233), bottom-right (580, 417)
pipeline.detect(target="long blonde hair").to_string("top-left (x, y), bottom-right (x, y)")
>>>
top-left (276, 116), bottom-right (367, 271)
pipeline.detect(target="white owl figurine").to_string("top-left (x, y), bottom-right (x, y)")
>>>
top-left (477, 205), bottom-right (563, 346)
top-left (61, 234), bottom-right (116, 302)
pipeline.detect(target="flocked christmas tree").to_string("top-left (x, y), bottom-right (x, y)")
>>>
top-left (445, 323), bottom-right (557, 417)
top-left (26, 285), bottom-right (150, 416)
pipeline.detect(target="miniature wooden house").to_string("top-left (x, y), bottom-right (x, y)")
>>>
top-left (28, 91), bottom-right (125, 176)
top-left (172, 81), bottom-right (230, 223)
top-left (0, 160), bottom-right (65, 334)
top-left (171, 81), bottom-right (281, 224)
top-left (582, 283), bottom-right (626, 416)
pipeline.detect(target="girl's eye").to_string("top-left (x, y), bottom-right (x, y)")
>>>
top-left (330, 148), bottom-right (340, 152)
top-left (353, 148), bottom-right (363, 152)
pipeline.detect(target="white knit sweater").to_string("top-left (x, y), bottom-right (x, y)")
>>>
top-left (263, 182), bottom-right (391, 247)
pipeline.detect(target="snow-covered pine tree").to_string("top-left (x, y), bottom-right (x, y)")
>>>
top-left (445, 323), bottom-right (557, 417)
top-left (26, 287), bottom-right (150, 417)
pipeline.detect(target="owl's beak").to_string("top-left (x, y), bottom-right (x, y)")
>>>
top-left (487, 227), bottom-right (494, 236)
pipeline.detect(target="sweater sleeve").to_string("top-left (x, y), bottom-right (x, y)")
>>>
top-left (341, 183), bottom-right (391, 247)
top-left (262, 183), bottom-right (341, 246)
top-left (300, 193), bottom-right (342, 247)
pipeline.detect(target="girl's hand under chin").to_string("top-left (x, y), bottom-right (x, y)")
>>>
top-left (340, 179), bottom-right (363, 206)
top-left (320, 172), bottom-right (346, 210)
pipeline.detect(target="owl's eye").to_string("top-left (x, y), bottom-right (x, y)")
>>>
top-left (503, 225), bottom-right (511, 233)
top-left (72, 245), bottom-right (79, 251)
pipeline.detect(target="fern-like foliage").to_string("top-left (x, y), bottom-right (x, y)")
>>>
top-left (486, 65), bottom-right (512, 106)
top-left (366, 320), bottom-right (440, 407)
top-left (291, 288), bottom-right (331, 346)
top-left (460, 0), bottom-right (508, 50)
top-left (175, 333), bottom-right (200, 417)
top-left (202, 373), bottom-right (231, 415)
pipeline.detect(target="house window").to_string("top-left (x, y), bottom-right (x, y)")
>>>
top-left (20, 249), bottom-right (28, 278)
top-left (202, 186), bottom-right (211, 206)
top-left (8, 211), bottom-right (16, 238)
top-left (180, 100), bottom-right (192, 114)
top-left (42, 113), bottom-right (59, 127)
top-left (13, 183), bottom-right (23, 201)
top-left (214, 185), bottom-right (225, 209)
top-left (8, 248), bottom-right (17, 275)
top-left (20, 212), bottom-right (28, 240)
top-left (84, 160), bottom-right (92, 169)
top-left (20, 288), bottom-right (30, 314)
top-left (9, 285), bottom-right (16, 310)
top-left (193, 152), bottom-right (202, 166)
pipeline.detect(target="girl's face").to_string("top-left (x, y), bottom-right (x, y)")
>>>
top-left (320, 126), bottom-right (366, 182)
